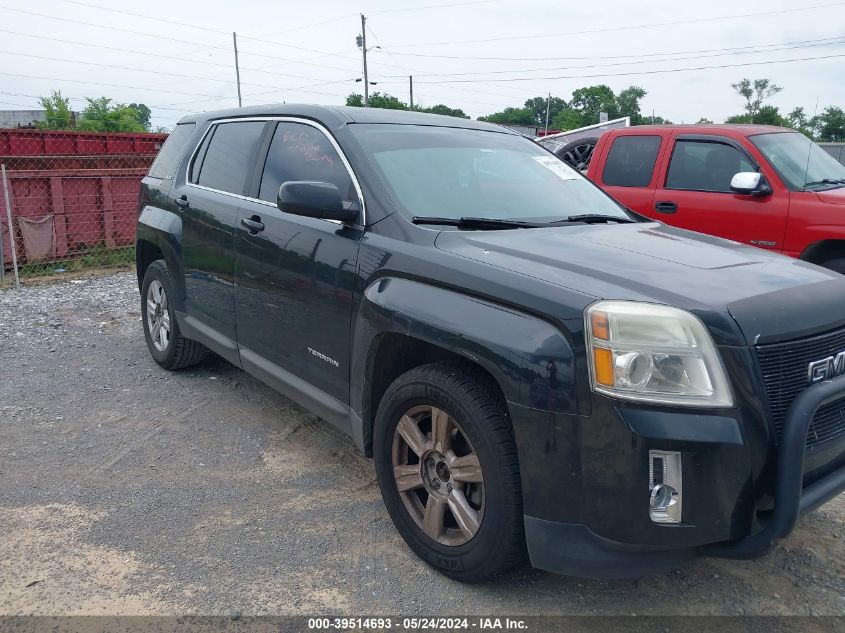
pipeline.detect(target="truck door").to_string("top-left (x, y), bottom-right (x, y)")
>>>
top-left (650, 134), bottom-right (788, 250)
top-left (592, 133), bottom-right (664, 216)
top-left (234, 120), bottom-right (362, 429)
top-left (174, 119), bottom-right (268, 349)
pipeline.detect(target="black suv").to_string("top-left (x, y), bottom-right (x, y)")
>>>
top-left (137, 105), bottom-right (845, 580)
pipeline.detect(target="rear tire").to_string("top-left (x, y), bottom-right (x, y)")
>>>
top-left (141, 260), bottom-right (208, 370)
top-left (555, 136), bottom-right (598, 172)
top-left (373, 362), bottom-right (525, 581)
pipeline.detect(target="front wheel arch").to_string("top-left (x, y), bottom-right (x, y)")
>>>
top-left (799, 239), bottom-right (845, 273)
top-left (362, 332), bottom-right (509, 459)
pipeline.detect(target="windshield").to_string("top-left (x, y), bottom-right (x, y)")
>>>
top-left (349, 124), bottom-right (629, 223)
top-left (750, 132), bottom-right (845, 191)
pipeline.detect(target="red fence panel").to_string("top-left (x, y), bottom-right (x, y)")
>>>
top-left (0, 128), bottom-right (167, 273)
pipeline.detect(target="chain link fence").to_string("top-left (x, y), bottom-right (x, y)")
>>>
top-left (0, 128), bottom-right (167, 281)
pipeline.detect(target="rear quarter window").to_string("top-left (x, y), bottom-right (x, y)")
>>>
top-left (147, 123), bottom-right (196, 179)
top-left (195, 121), bottom-right (266, 195)
top-left (602, 135), bottom-right (662, 187)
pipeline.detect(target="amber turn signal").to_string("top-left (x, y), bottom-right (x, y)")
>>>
top-left (591, 311), bottom-right (609, 341)
top-left (593, 347), bottom-right (613, 386)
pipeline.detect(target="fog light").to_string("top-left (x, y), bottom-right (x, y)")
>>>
top-left (649, 450), bottom-right (682, 524)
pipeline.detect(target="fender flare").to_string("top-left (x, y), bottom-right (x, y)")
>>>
top-left (799, 236), bottom-right (845, 265)
top-left (136, 205), bottom-right (186, 304)
top-left (350, 276), bottom-right (582, 451)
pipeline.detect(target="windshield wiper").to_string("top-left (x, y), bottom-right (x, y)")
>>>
top-left (804, 178), bottom-right (845, 190)
top-left (563, 213), bottom-right (635, 224)
top-left (412, 213), bottom-right (635, 229)
top-left (411, 216), bottom-right (543, 229)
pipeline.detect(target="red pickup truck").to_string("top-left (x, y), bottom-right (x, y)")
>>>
top-left (584, 125), bottom-right (845, 273)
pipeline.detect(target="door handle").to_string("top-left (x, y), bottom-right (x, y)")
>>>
top-left (241, 215), bottom-right (265, 233)
top-left (655, 201), bottom-right (678, 214)
top-left (174, 195), bottom-right (189, 209)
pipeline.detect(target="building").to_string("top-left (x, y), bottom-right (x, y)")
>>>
top-left (0, 110), bottom-right (80, 129)
top-left (819, 142), bottom-right (845, 167)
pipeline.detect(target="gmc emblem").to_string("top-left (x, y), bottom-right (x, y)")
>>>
top-left (808, 351), bottom-right (845, 384)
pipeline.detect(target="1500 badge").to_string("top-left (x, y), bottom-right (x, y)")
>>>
top-left (808, 350), bottom-right (845, 384)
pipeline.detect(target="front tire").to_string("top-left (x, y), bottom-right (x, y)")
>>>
top-left (821, 257), bottom-right (845, 275)
top-left (141, 260), bottom-right (208, 370)
top-left (373, 362), bottom-right (525, 581)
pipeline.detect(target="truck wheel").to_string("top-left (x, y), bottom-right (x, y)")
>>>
top-left (141, 260), bottom-right (208, 370)
top-left (821, 257), bottom-right (845, 275)
top-left (373, 362), bottom-right (525, 581)
top-left (555, 136), bottom-right (598, 172)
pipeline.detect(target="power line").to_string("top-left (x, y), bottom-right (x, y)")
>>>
top-left (380, 51), bottom-right (845, 84)
top-left (362, 22), bottom-right (528, 102)
top-left (371, 0), bottom-right (502, 13)
top-left (384, 2), bottom-right (845, 47)
top-left (377, 37), bottom-right (845, 78)
top-left (0, 49), bottom-right (356, 91)
top-left (379, 34), bottom-right (845, 62)
top-left (0, 28), bottom-right (348, 79)
top-left (0, 5), bottom-right (361, 69)
top-left (58, 0), bottom-right (231, 36)
top-left (0, 71), bottom-right (235, 99)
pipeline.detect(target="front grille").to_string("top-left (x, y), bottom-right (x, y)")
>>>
top-left (756, 328), bottom-right (845, 449)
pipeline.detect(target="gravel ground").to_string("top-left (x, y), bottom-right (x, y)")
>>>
top-left (0, 271), bottom-right (844, 617)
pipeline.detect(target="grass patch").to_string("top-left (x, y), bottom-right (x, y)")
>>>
top-left (13, 244), bottom-right (135, 278)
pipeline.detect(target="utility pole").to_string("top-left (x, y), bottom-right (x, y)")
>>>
top-left (409, 75), bottom-right (414, 110)
top-left (544, 92), bottom-right (551, 135)
top-left (232, 32), bottom-right (242, 107)
top-left (360, 14), bottom-right (369, 107)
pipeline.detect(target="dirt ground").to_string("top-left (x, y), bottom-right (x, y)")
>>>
top-left (0, 272), bottom-right (843, 617)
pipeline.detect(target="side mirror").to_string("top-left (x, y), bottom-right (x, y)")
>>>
top-left (730, 172), bottom-right (771, 197)
top-left (277, 181), bottom-right (360, 223)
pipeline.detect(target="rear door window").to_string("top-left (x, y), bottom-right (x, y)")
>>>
top-left (258, 122), bottom-right (356, 203)
top-left (602, 135), bottom-right (661, 187)
top-left (666, 139), bottom-right (755, 192)
top-left (195, 121), bottom-right (266, 195)
top-left (148, 122), bottom-right (196, 179)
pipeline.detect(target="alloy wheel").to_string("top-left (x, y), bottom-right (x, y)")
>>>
top-left (146, 280), bottom-right (171, 352)
top-left (561, 142), bottom-right (596, 172)
top-left (391, 404), bottom-right (485, 546)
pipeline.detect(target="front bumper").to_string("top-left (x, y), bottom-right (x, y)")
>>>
top-left (704, 373), bottom-right (845, 558)
top-left (515, 373), bottom-right (845, 578)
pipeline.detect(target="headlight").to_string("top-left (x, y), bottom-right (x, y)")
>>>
top-left (585, 301), bottom-right (732, 408)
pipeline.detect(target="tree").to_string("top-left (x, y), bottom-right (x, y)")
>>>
top-left (725, 105), bottom-right (786, 127)
top-left (478, 107), bottom-right (536, 126)
top-left (37, 90), bottom-right (74, 129)
top-left (813, 106), bottom-right (845, 142)
top-left (419, 104), bottom-right (469, 118)
top-left (567, 84), bottom-right (618, 125)
top-left (785, 107), bottom-right (813, 137)
top-left (731, 78), bottom-right (783, 121)
top-left (523, 95), bottom-right (568, 127)
top-left (76, 97), bottom-right (146, 132)
top-left (128, 103), bottom-right (151, 130)
top-left (616, 86), bottom-right (647, 124)
top-left (696, 117), bottom-right (714, 124)
top-left (346, 92), bottom-right (408, 110)
top-left (751, 105), bottom-right (787, 126)
top-left (546, 84), bottom-right (653, 130)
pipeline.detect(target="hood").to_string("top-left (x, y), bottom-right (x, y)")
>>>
top-left (435, 222), bottom-right (845, 345)
top-left (816, 187), bottom-right (845, 205)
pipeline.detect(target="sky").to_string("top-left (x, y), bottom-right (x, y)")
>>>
top-left (1, 0), bottom-right (844, 129)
